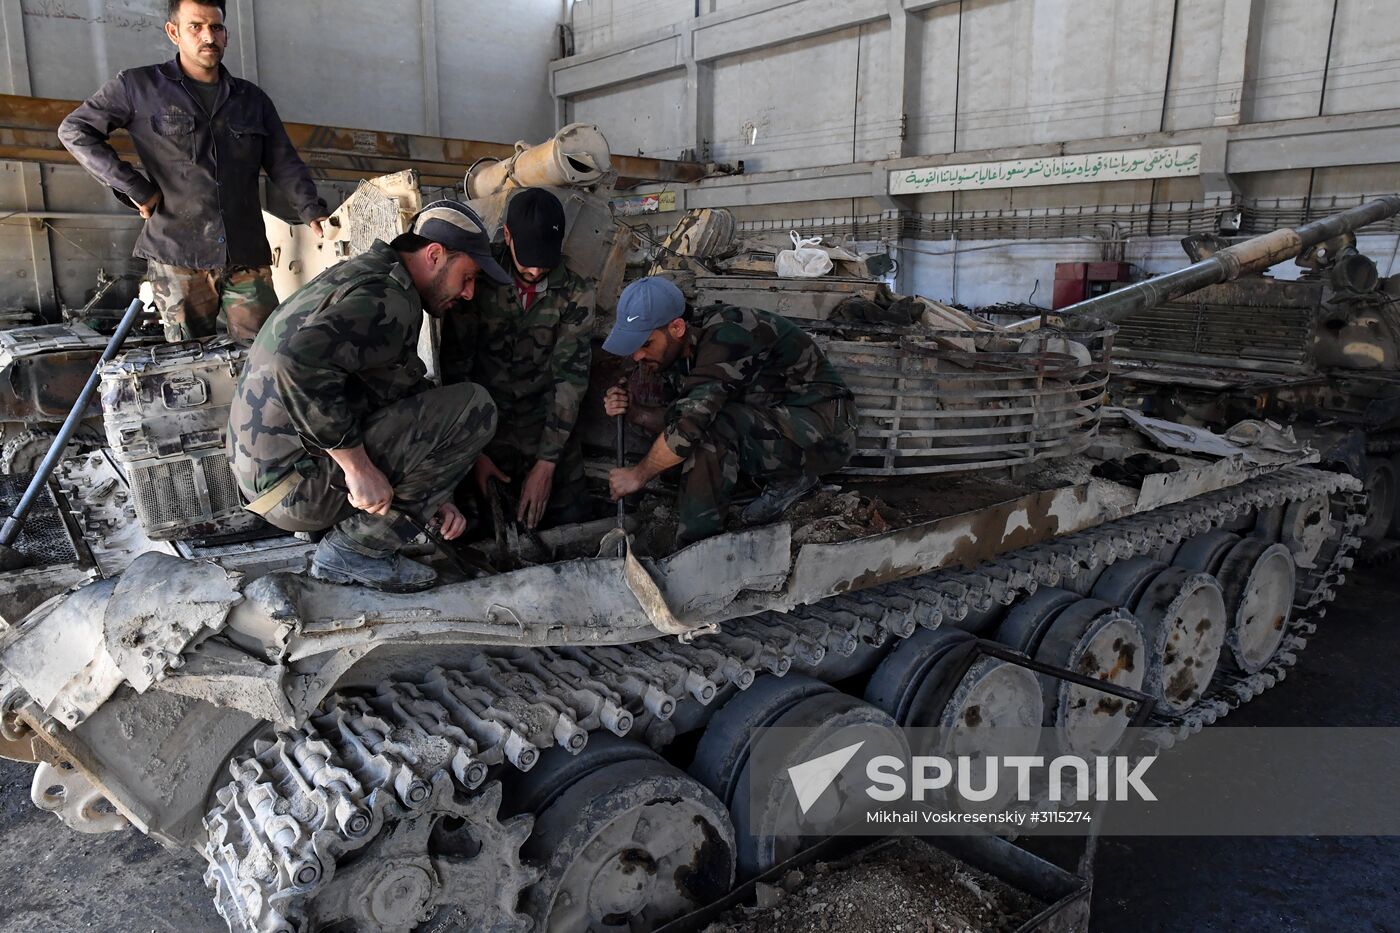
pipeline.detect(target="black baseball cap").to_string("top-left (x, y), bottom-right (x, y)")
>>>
top-left (412, 200), bottom-right (511, 285)
top-left (505, 188), bottom-right (566, 268)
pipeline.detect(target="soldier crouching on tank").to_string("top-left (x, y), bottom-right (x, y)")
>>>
top-left (441, 188), bottom-right (596, 530)
top-left (228, 201), bottom-right (510, 592)
top-left (602, 276), bottom-right (857, 547)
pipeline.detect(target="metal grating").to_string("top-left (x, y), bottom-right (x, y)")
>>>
top-left (131, 459), bottom-right (201, 531)
top-left (203, 454), bottom-right (244, 516)
top-left (816, 318), bottom-right (1117, 476)
top-left (0, 472), bottom-right (78, 566)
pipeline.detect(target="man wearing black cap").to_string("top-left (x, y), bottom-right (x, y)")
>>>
top-left (443, 188), bottom-right (595, 530)
top-left (228, 200), bottom-right (511, 591)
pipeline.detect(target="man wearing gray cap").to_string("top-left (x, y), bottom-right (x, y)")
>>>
top-left (602, 276), bottom-right (857, 547)
top-left (229, 200), bottom-right (510, 591)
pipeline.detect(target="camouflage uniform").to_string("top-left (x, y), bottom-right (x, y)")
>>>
top-left (228, 240), bottom-right (496, 554)
top-left (146, 261), bottom-right (279, 342)
top-left (441, 243), bottom-right (594, 525)
top-left (661, 304), bottom-right (856, 545)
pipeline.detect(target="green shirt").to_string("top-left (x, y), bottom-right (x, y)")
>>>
top-left (442, 243), bottom-right (595, 463)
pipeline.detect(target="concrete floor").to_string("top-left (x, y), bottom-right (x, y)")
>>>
top-left (0, 568), bottom-right (1396, 932)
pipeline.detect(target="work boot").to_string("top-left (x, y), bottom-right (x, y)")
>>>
top-left (740, 475), bottom-right (820, 526)
top-left (310, 530), bottom-right (438, 593)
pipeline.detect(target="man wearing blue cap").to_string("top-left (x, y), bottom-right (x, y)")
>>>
top-left (230, 200), bottom-right (511, 591)
top-left (602, 276), bottom-right (857, 546)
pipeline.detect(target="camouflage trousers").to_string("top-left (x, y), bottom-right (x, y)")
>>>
top-left (262, 382), bottom-right (497, 555)
top-left (479, 431), bottom-right (591, 529)
top-left (676, 396), bottom-right (856, 546)
top-left (146, 260), bottom-right (278, 343)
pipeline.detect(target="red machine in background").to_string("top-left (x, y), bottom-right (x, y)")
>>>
top-left (1053, 261), bottom-right (1134, 309)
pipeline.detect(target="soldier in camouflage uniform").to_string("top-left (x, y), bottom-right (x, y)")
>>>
top-left (602, 276), bottom-right (856, 547)
top-left (228, 201), bottom-right (510, 592)
top-left (441, 188), bottom-right (594, 530)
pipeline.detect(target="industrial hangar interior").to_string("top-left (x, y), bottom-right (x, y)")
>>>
top-left (0, 1), bottom-right (1396, 931)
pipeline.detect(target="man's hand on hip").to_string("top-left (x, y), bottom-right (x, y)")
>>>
top-left (518, 460), bottom-right (557, 529)
top-left (137, 190), bottom-right (162, 220)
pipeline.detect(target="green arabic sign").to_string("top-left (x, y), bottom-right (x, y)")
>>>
top-left (890, 145), bottom-right (1202, 195)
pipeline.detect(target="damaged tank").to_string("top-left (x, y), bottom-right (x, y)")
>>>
top-left (1109, 212), bottom-right (1400, 545)
top-left (0, 150), bottom-right (1391, 931)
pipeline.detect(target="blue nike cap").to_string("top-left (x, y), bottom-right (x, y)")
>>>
top-left (603, 276), bottom-right (686, 356)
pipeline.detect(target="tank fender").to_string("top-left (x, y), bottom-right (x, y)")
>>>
top-left (0, 552), bottom-right (243, 728)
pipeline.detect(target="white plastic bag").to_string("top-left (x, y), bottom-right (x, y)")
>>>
top-left (775, 231), bottom-right (834, 278)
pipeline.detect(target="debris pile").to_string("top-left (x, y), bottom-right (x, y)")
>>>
top-left (788, 489), bottom-right (905, 545)
top-left (704, 840), bottom-right (1042, 933)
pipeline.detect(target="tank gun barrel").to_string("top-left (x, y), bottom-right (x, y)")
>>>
top-left (1063, 195), bottom-right (1400, 323)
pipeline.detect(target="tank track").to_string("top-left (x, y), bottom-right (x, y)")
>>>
top-left (202, 466), bottom-right (1361, 932)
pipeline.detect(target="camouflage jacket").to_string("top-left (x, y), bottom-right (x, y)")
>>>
top-left (228, 240), bottom-right (429, 495)
top-left (662, 304), bottom-right (852, 459)
top-left (441, 243), bottom-right (593, 463)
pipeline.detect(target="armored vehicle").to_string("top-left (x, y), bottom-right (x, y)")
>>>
top-left (1110, 219), bottom-right (1400, 544)
top-left (0, 173), bottom-right (1392, 930)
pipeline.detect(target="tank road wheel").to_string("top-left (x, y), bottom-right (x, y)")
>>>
top-left (867, 627), bottom-right (1042, 811)
top-left (866, 627), bottom-right (980, 730)
top-left (304, 778), bottom-right (537, 933)
top-left (1032, 599), bottom-right (1145, 756)
top-left (518, 737), bottom-right (736, 932)
top-left (693, 675), bottom-right (906, 879)
top-left (1280, 494), bottom-right (1334, 569)
top-left (1091, 557), bottom-right (1168, 611)
top-left (1215, 538), bottom-right (1297, 674)
top-left (993, 587), bottom-right (1082, 655)
top-left (1361, 457), bottom-right (1398, 542)
top-left (1128, 567), bottom-right (1228, 715)
top-left (1172, 529), bottom-right (1241, 576)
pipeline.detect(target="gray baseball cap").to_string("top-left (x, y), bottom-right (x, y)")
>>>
top-left (603, 276), bottom-right (686, 356)
top-left (412, 200), bottom-right (511, 285)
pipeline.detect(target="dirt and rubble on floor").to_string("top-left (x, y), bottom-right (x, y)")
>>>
top-left (703, 839), bottom-right (1043, 933)
top-left (788, 488), bottom-right (906, 545)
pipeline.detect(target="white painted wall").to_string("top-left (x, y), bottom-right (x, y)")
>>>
top-left (899, 231), bottom-right (1400, 309)
top-left (571, 0), bottom-right (693, 55)
top-left (570, 69), bottom-right (689, 159)
top-left (564, 0), bottom-right (1400, 189)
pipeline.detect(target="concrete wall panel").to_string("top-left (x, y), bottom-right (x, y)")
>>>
top-left (1160, 0), bottom-right (1224, 132)
top-left (570, 0), bottom-right (692, 55)
top-left (955, 0), bottom-right (1174, 152)
top-left (570, 69), bottom-right (688, 158)
top-left (437, 0), bottom-right (560, 143)
top-left (18, 0), bottom-right (172, 99)
top-left (908, 3), bottom-right (960, 156)
top-left (253, 0), bottom-right (425, 133)
top-left (901, 236), bottom-right (1104, 307)
top-left (1242, 0), bottom-right (1331, 123)
top-left (854, 21), bottom-right (899, 163)
top-left (1321, 0), bottom-right (1400, 117)
top-left (709, 26), bottom-right (862, 172)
